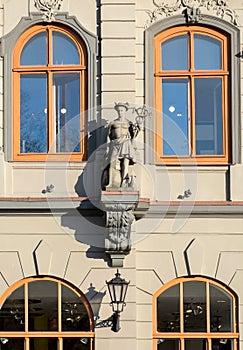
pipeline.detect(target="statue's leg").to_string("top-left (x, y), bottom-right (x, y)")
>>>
top-left (106, 159), bottom-right (121, 189)
top-left (121, 158), bottom-right (129, 186)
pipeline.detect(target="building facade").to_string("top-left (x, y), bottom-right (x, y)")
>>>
top-left (0, 0), bottom-right (242, 349)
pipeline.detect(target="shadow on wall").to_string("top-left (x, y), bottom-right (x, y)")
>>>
top-left (60, 208), bottom-right (111, 265)
top-left (75, 119), bottom-right (109, 197)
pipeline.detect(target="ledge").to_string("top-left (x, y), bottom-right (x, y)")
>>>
top-left (0, 198), bottom-right (242, 217)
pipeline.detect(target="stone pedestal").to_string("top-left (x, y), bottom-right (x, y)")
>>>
top-left (100, 191), bottom-right (139, 267)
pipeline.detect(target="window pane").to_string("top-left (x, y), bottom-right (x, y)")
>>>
top-left (157, 339), bottom-right (179, 350)
top-left (212, 339), bottom-right (233, 350)
top-left (0, 286), bottom-right (24, 331)
top-left (157, 284), bottom-right (180, 332)
top-left (62, 285), bottom-right (90, 331)
top-left (162, 79), bottom-right (189, 156)
top-left (63, 338), bottom-right (91, 350)
top-left (28, 280), bottom-right (58, 331)
top-left (195, 78), bottom-right (223, 155)
top-left (184, 281), bottom-right (206, 332)
top-left (53, 73), bottom-right (80, 153)
top-left (20, 32), bottom-right (47, 66)
top-left (162, 35), bottom-right (188, 70)
top-left (185, 339), bottom-right (207, 350)
top-left (194, 34), bottom-right (222, 70)
top-left (53, 31), bottom-right (80, 65)
top-left (30, 338), bottom-right (58, 350)
top-left (210, 284), bottom-right (233, 332)
top-left (20, 74), bottom-right (47, 153)
top-left (0, 338), bottom-right (24, 350)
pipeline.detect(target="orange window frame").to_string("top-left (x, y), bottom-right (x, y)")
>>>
top-left (152, 277), bottom-right (239, 350)
top-left (154, 26), bottom-right (230, 165)
top-left (12, 25), bottom-right (87, 162)
top-left (0, 276), bottom-right (95, 349)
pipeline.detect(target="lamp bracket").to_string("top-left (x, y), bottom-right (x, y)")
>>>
top-left (95, 312), bottom-right (120, 332)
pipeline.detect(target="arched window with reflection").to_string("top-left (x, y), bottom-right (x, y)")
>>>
top-left (13, 24), bottom-right (87, 161)
top-left (153, 277), bottom-right (239, 350)
top-left (0, 277), bottom-right (94, 350)
top-left (154, 26), bottom-right (230, 164)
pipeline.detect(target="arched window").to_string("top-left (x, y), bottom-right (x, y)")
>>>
top-left (154, 25), bottom-right (230, 164)
top-left (0, 277), bottom-right (94, 349)
top-left (153, 277), bottom-right (239, 350)
top-left (12, 24), bottom-right (87, 161)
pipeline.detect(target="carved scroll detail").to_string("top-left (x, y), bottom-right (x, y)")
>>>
top-left (146, 0), bottom-right (238, 26)
top-left (34, 0), bottom-right (63, 22)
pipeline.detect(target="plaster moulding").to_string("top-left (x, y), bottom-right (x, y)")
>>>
top-left (146, 0), bottom-right (239, 26)
top-left (34, 0), bottom-right (63, 22)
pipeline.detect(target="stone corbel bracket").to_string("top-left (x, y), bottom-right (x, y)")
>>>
top-left (101, 191), bottom-right (139, 267)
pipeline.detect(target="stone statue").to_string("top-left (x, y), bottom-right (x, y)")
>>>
top-left (102, 102), bottom-right (140, 190)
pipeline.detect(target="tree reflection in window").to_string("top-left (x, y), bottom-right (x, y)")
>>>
top-left (13, 24), bottom-right (86, 161)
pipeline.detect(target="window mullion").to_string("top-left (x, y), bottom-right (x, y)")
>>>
top-left (48, 71), bottom-right (54, 153)
top-left (190, 76), bottom-right (195, 157)
top-left (180, 282), bottom-right (184, 333)
top-left (58, 281), bottom-right (62, 332)
top-left (189, 31), bottom-right (194, 71)
top-left (24, 281), bottom-right (28, 332)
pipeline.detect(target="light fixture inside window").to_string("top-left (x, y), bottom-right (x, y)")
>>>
top-left (0, 338), bottom-right (9, 345)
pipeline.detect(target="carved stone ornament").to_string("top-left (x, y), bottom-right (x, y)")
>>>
top-left (101, 192), bottom-right (139, 267)
top-left (34, 0), bottom-right (63, 22)
top-left (146, 0), bottom-right (238, 26)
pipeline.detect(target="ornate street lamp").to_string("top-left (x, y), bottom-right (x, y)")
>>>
top-left (95, 270), bottom-right (130, 332)
top-left (106, 270), bottom-right (130, 332)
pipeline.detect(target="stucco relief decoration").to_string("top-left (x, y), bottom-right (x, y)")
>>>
top-left (105, 204), bottom-right (135, 252)
top-left (34, 0), bottom-right (63, 22)
top-left (146, 0), bottom-right (238, 26)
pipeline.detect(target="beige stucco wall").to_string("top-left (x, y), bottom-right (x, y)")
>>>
top-left (0, 1), bottom-right (243, 350)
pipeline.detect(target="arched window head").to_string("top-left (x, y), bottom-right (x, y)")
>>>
top-left (0, 277), bottom-right (94, 349)
top-left (153, 277), bottom-right (239, 350)
top-left (13, 24), bottom-right (87, 161)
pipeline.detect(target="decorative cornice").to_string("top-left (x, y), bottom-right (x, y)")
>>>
top-left (34, 0), bottom-right (63, 22)
top-left (146, 0), bottom-right (238, 26)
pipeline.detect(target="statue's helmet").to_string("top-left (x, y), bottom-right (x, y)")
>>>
top-left (114, 102), bottom-right (129, 111)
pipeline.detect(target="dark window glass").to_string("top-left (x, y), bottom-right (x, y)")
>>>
top-left (162, 79), bottom-right (189, 156)
top-left (185, 339), bottom-right (207, 350)
top-left (184, 281), bottom-right (206, 332)
top-left (0, 338), bottom-right (24, 350)
top-left (63, 338), bottom-right (91, 350)
top-left (52, 31), bottom-right (80, 65)
top-left (157, 284), bottom-right (180, 332)
top-left (30, 338), bottom-right (58, 350)
top-left (20, 74), bottom-right (47, 153)
top-left (212, 339), bottom-right (233, 350)
top-left (210, 284), bottom-right (233, 332)
top-left (28, 280), bottom-right (58, 332)
top-left (157, 339), bottom-right (179, 350)
top-left (0, 286), bottom-right (24, 331)
top-left (62, 285), bottom-right (90, 331)
top-left (195, 78), bottom-right (223, 155)
top-left (20, 32), bottom-right (47, 66)
top-left (162, 35), bottom-right (188, 70)
top-left (53, 73), bottom-right (80, 153)
top-left (194, 34), bottom-right (222, 70)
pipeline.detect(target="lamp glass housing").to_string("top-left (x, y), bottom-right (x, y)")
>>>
top-left (106, 271), bottom-right (130, 313)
